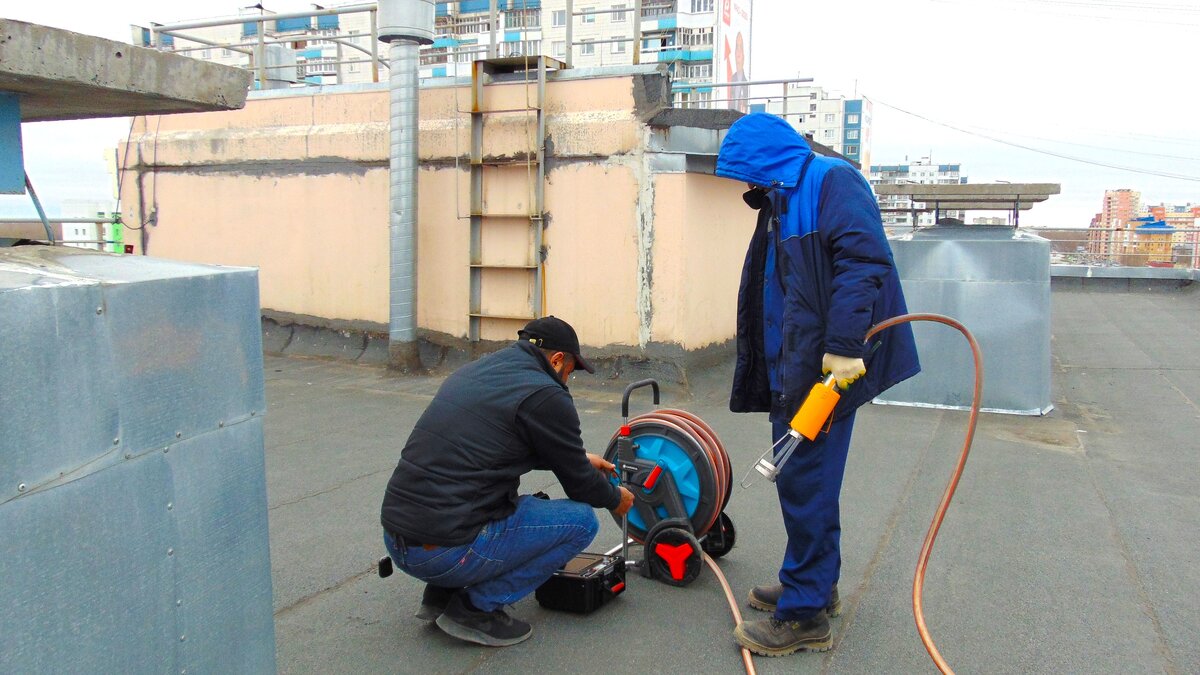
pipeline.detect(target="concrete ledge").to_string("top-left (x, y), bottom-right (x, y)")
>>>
top-left (0, 19), bottom-right (251, 122)
top-left (283, 325), bottom-right (366, 360)
top-left (258, 316), bottom-right (734, 387)
top-left (358, 335), bottom-right (391, 366)
top-left (262, 319), bottom-right (294, 354)
top-left (1052, 275), bottom-right (1195, 293)
top-left (1052, 264), bottom-right (1197, 280)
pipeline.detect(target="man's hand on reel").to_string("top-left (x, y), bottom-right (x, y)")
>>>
top-left (587, 452), bottom-right (616, 476)
top-left (613, 486), bottom-right (635, 516)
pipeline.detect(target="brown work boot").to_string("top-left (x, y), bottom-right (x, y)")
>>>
top-left (748, 583), bottom-right (841, 617)
top-left (734, 612), bottom-right (832, 656)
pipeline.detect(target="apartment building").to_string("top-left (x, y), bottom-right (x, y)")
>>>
top-left (868, 159), bottom-right (967, 228)
top-left (136, 1), bottom-right (747, 106)
top-left (762, 85), bottom-right (870, 169)
top-left (133, 7), bottom-right (378, 86)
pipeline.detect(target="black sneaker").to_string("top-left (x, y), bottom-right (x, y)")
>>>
top-left (435, 593), bottom-right (532, 647)
top-left (734, 612), bottom-right (832, 657)
top-left (415, 584), bottom-right (458, 622)
top-left (748, 583), bottom-right (841, 618)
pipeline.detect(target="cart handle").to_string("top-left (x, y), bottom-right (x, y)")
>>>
top-left (622, 379), bottom-right (660, 421)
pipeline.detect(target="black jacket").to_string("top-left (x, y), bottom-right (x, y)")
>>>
top-left (380, 341), bottom-right (621, 546)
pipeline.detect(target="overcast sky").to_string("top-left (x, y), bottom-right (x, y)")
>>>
top-left (3, 0), bottom-right (1198, 226)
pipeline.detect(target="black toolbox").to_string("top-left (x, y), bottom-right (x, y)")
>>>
top-left (534, 552), bottom-right (626, 613)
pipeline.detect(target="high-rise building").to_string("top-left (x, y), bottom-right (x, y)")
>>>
top-left (1100, 188), bottom-right (1142, 227)
top-left (868, 160), bottom-right (967, 228)
top-left (135, 1), bottom-right (750, 107)
top-left (1088, 189), bottom-right (1142, 261)
top-left (764, 85), bottom-right (870, 170)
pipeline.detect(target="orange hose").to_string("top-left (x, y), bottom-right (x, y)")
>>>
top-left (865, 313), bottom-right (983, 675)
top-left (702, 552), bottom-right (758, 675)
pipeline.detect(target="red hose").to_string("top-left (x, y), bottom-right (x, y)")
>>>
top-left (703, 552), bottom-right (758, 675)
top-left (865, 313), bottom-right (983, 675)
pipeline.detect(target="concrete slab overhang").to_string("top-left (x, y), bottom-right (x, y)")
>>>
top-left (645, 108), bottom-right (857, 175)
top-left (0, 19), bottom-right (252, 122)
top-left (874, 183), bottom-right (1061, 212)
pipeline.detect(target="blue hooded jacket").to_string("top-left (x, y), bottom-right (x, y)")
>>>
top-left (716, 113), bottom-right (920, 422)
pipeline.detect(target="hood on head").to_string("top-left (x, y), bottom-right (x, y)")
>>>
top-left (715, 112), bottom-right (812, 190)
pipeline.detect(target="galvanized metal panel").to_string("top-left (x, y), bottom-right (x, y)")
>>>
top-left (53, 251), bottom-right (267, 455)
top-left (0, 258), bottom-right (121, 503)
top-left (0, 247), bottom-right (275, 673)
top-left (169, 418), bottom-right (275, 673)
top-left (1, 455), bottom-right (179, 673)
top-left (880, 227), bottom-right (1053, 415)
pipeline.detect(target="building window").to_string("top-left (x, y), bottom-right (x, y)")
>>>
top-left (553, 40), bottom-right (565, 57)
top-left (680, 28), bottom-right (713, 45)
top-left (552, 10), bottom-right (567, 27)
top-left (581, 39), bottom-right (595, 55)
top-left (612, 4), bottom-right (627, 22)
top-left (845, 145), bottom-right (859, 155)
top-left (222, 48), bottom-right (232, 58)
top-left (582, 6), bottom-right (596, 23)
top-left (824, 129), bottom-right (835, 139)
top-left (691, 0), bottom-right (715, 12)
top-left (199, 48), bottom-right (211, 59)
top-left (810, 93), bottom-right (817, 99)
top-left (824, 113), bottom-right (835, 123)
top-left (846, 129), bottom-right (860, 140)
top-left (809, 103), bottom-right (817, 111)
top-left (847, 113), bottom-right (860, 124)
top-left (612, 36), bottom-right (626, 53)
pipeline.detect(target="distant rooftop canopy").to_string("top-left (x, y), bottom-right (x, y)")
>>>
top-left (873, 183), bottom-right (1061, 213)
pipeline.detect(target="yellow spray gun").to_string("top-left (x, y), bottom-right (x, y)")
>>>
top-left (741, 373), bottom-right (843, 486)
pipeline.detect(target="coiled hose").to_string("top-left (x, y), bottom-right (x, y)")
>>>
top-left (708, 313), bottom-right (981, 675)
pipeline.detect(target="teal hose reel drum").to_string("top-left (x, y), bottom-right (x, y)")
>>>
top-left (604, 380), bottom-right (736, 586)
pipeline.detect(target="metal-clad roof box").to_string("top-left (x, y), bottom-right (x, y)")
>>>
top-left (0, 247), bottom-right (275, 673)
top-left (879, 226), bottom-right (1052, 415)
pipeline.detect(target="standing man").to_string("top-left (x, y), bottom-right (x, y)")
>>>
top-left (715, 113), bottom-right (920, 656)
top-left (380, 316), bottom-right (635, 647)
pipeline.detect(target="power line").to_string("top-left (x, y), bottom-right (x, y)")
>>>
top-left (873, 99), bottom-right (1200, 183)
top-left (927, 0), bottom-right (1200, 26)
top-left (955, 124), bottom-right (1200, 161)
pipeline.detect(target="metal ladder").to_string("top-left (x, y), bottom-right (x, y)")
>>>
top-left (468, 55), bottom-right (566, 342)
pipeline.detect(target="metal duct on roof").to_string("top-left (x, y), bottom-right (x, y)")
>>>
top-left (878, 226), bottom-right (1053, 415)
top-left (0, 247), bottom-right (275, 672)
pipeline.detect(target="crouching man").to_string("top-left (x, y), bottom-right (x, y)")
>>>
top-left (380, 316), bottom-right (635, 647)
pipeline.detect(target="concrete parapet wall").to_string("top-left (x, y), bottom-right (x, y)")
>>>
top-left (117, 69), bottom-right (751, 364)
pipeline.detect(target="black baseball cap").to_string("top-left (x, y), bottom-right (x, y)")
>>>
top-left (518, 316), bottom-right (595, 374)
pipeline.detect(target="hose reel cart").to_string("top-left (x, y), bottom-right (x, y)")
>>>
top-left (535, 379), bottom-right (737, 611)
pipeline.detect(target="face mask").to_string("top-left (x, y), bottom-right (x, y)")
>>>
top-left (742, 187), bottom-right (769, 210)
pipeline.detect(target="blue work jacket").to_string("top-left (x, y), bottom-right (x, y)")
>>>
top-left (716, 113), bottom-right (920, 423)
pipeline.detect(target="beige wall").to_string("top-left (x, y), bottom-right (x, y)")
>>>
top-left (119, 72), bottom-right (749, 354)
top-left (650, 173), bottom-right (755, 351)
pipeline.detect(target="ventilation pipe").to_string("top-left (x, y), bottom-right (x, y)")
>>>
top-left (377, 0), bottom-right (434, 370)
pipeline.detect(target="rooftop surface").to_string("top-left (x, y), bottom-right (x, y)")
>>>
top-left (266, 283), bottom-right (1200, 674)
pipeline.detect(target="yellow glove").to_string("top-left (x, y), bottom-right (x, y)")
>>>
top-left (822, 353), bottom-right (866, 389)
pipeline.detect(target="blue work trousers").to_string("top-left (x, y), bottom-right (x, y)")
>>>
top-left (771, 411), bottom-right (856, 621)
top-left (383, 495), bottom-right (599, 612)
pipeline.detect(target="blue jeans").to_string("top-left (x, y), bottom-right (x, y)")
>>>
top-left (772, 411), bottom-right (855, 621)
top-left (383, 496), bottom-right (599, 612)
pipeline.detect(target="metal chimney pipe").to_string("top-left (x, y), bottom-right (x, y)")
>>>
top-left (377, 0), bottom-right (433, 371)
